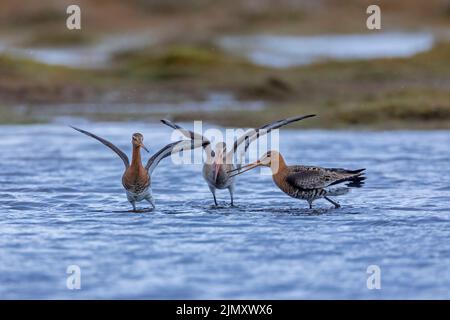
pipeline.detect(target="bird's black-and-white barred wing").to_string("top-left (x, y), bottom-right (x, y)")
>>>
top-left (70, 126), bottom-right (130, 168)
top-left (160, 119), bottom-right (211, 148)
top-left (286, 166), bottom-right (365, 190)
top-left (228, 114), bottom-right (316, 157)
top-left (145, 140), bottom-right (204, 174)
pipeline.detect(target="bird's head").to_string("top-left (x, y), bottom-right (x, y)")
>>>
top-left (227, 150), bottom-right (281, 177)
top-left (213, 142), bottom-right (226, 160)
top-left (132, 133), bottom-right (149, 152)
top-left (211, 142), bottom-right (227, 182)
top-left (257, 150), bottom-right (279, 167)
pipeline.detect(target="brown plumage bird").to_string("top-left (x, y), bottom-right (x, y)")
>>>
top-left (71, 126), bottom-right (202, 211)
top-left (228, 150), bottom-right (365, 209)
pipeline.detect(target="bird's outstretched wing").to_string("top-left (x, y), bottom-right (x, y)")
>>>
top-left (161, 119), bottom-right (211, 148)
top-left (285, 166), bottom-right (365, 190)
top-left (229, 114), bottom-right (316, 156)
top-left (70, 126), bottom-right (130, 168)
top-left (146, 139), bottom-right (204, 174)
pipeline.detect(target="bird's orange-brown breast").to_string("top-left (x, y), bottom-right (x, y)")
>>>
top-left (273, 169), bottom-right (294, 195)
top-left (271, 156), bottom-right (292, 194)
top-left (122, 165), bottom-right (150, 193)
top-left (122, 146), bottom-right (150, 193)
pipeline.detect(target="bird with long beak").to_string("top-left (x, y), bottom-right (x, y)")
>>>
top-left (71, 126), bottom-right (202, 211)
top-left (228, 150), bottom-right (365, 209)
top-left (161, 114), bottom-right (315, 206)
top-left (202, 141), bottom-right (235, 205)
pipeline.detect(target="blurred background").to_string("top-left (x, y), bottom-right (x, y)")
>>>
top-left (0, 0), bottom-right (449, 128)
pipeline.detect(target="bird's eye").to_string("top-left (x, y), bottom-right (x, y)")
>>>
top-left (211, 151), bottom-right (215, 157)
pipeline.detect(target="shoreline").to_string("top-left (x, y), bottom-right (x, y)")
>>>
top-left (2, 105), bottom-right (449, 130)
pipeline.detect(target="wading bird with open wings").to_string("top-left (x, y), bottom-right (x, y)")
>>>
top-left (71, 126), bottom-right (203, 211)
top-left (228, 150), bottom-right (365, 209)
top-left (161, 115), bottom-right (315, 206)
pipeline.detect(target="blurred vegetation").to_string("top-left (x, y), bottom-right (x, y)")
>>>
top-left (114, 45), bottom-right (261, 82)
top-left (0, 0), bottom-right (449, 128)
top-left (23, 31), bottom-right (96, 47)
top-left (1, 40), bottom-right (449, 128)
top-left (112, 41), bottom-right (450, 129)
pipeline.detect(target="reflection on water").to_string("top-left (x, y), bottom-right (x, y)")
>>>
top-left (219, 32), bottom-right (435, 68)
top-left (0, 122), bottom-right (449, 299)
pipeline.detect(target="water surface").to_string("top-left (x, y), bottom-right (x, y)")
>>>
top-left (0, 122), bottom-right (449, 299)
top-left (219, 32), bottom-right (434, 67)
top-left (0, 33), bottom-right (153, 68)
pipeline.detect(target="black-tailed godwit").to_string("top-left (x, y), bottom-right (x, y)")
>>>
top-left (228, 150), bottom-right (365, 208)
top-left (71, 126), bottom-right (202, 211)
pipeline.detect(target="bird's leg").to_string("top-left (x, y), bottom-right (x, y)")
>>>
top-left (145, 195), bottom-right (156, 210)
top-left (130, 201), bottom-right (137, 212)
top-left (228, 184), bottom-right (235, 206)
top-left (228, 187), bottom-right (234, 206)
top-left (324, 196), bottom-right (341, 209)
top-left (308, 201), bottom-right (313, 209)
top-left (209, 186), bottom-right (218, 206)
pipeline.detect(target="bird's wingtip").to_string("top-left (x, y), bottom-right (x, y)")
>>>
top-left (290, 114), bottom-right (316, 121)
top-left (69, 126), bottom-right (90, 135)
top-left (160, 118), bottom-right (180, 129)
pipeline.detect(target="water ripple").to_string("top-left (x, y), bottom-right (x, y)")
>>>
top-left (0, 123), bottom-right (449, 299)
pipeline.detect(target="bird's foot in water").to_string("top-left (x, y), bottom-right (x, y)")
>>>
top-left (324, 196), bottom-right (341, 209)
top-left (211, 201), bottom-right (237, 208)
top-left (131, 207), bottom-right (155, 213)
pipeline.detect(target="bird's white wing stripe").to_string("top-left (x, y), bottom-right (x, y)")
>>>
top-left (146, 140), bottom-right (204, 174)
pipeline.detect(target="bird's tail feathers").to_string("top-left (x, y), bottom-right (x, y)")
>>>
top-left (346, 175), bottom-right (366, 188)
top-left (328, 168), bottom-right (366, 188)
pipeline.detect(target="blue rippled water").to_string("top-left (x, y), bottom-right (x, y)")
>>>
top-left (0, 122), bottom-right (449, 299)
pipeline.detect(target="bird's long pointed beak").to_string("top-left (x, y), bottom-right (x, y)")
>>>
top-left (141, 143), bottom-right (149, 153)
top-left (228, 161), bottom-right (260, 178)
top-left (227, 161), bottom-right (256, 173)
top-left (213, 162), bottom-right (221, 183)
top-left (298, 114), bottom-right (316, 121)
